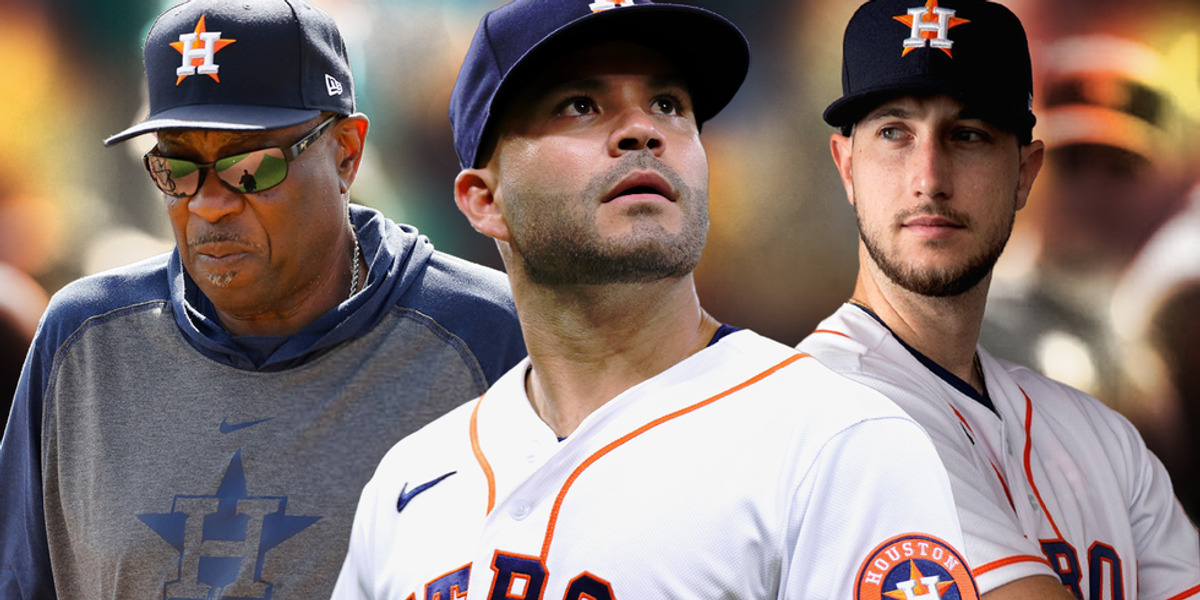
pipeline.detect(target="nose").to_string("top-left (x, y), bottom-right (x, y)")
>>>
top-left (608, 107), bottom-right (665, 157)
top-left (911, 137), bottom-right (952, 201)
top-left (188, 168), bottom-right (246, 222)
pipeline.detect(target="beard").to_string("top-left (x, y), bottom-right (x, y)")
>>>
top-left (856, 196), bottom-right (1016, 298)
top-left (503, 151), bottom-right (709, 285)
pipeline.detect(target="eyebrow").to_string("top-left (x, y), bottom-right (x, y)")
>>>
top-left (156, 129), bottom-right (277, 156)
top-left (548, 74), bottom-right (689, 95)
top-left (863, 104), bottom-right (987, 125)
top-left (861, 106), bottom-right (915, 123)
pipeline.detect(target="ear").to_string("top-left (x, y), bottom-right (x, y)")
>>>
top-left (333, 113), bottom-right (369, 193)
top-left (830, 131), bottom-right (856, 206)
top-left (1015, 139), bottom-right (1045, 212)
top-left (454, 167), bottom-right (511, 242)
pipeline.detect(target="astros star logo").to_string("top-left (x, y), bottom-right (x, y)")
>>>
top-left (884, 561), bottom-right (956, 600)
top-left (855, 534), bottom-right (978, 600)
top-left (137, 450), bottom-right (320, 599)
top-left (894, 0), bottom-right (969, 57)
top-left (170, 15), bottom-right (236, 85)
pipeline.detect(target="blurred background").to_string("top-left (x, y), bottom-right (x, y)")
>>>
top-left (1, 0), bottom-right (1198, 516)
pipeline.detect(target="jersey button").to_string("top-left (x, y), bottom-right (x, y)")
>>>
top-left (511, 500), bottom-right (532, 520)
top-left (526, 440), bottom-right (541, 463)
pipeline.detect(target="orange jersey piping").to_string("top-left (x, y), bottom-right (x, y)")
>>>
top-left (469, 395), bottom-right (497, 515)
top-left (538, 353), bottom-right (810, 559)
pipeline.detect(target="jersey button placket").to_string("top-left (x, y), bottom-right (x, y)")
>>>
top-left (510, 500), bottom-right (532, 520)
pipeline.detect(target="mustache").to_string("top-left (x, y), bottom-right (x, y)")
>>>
top-left (582, 150), bottom-right (693, 202)
top-left (897, 203), bottom-right (971, 227)
top-left (188, 231), bottom-right (254, 248)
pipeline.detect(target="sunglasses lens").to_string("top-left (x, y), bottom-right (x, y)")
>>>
top-left (146, 155), bottom-right (201, 197)
top-left (215, 148), bottom-right (288, 193)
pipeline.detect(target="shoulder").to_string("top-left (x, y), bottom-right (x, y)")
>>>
top-left (38, 253), bottom-right (172, 349)
top-left (726, 330), bottom-right (920, 433)
top-left (415, 250), bottom-right (516, 314)
top-left (991, 353), bottom-right (1151, 455)
top-left (995, 355), bottom-right (1121, 418)
top-left (400, 251), bottom-right (525, 384)
top-left (798, 304), bottom-right (892, 372)
top-left (364, 208), bottom-right (525, 385)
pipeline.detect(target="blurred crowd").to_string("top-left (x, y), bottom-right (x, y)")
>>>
top-left (1, 0), bottom-right (1198, 515)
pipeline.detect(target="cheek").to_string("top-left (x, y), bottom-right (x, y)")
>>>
top-left (501, 137), bottom-right (590, 193)
top-left (678, 137), bottom-right (708, 187)
top-left (164, 197), bottom-right (192, 244)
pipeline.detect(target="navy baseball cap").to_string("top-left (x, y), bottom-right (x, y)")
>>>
top-left (825, 0), bottom-right (1035, 142)
top-left (449, 0), bottom-right (751, 169)
top-left (104, 0), bottom-right (355, 146)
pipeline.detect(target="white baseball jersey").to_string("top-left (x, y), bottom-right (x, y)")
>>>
top-left (334, 330), bottom-right (980, 600)
top-left (799, 304), bottom-right (1200, 597)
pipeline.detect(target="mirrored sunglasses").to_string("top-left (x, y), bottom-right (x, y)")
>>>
top-left (142, 115), bottom-right (339, 197)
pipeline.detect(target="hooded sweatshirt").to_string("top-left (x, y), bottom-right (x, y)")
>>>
top-left (0, 205), bottom-right (525, 600)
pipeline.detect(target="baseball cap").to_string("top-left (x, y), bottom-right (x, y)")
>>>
top-left (104, 0), bottom-right (355, 146)
top-left (449, 0), bottom-right (751, 169)
top-left (825, 0), bottom-right (1035, 142)
top-left (1038, 34), bottom-right (1177, 163)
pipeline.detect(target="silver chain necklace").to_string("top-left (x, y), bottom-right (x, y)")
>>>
top-left (349, 231), bottom-right (361, 300)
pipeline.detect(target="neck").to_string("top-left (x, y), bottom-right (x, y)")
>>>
top-left (515, 273), bottom-right (720, 438)
top-left (853, 253), bottom-right (989, 393)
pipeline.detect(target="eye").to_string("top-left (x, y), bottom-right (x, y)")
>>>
top-left (560, 97), bottom-right (597, 116)
top-left (879, 126), bottom-right (908, 141)
top-left (952, 128), bottom-right (989, 142)
top-left (651, 95), bottom-right (684, 116)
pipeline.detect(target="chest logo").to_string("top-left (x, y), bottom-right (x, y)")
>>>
top-left (856, 534), bottom-right (978, 600)
top-left (397, 471), bottom-right (457, 513)
top-left (219, 417), bottom-right (273, 434)
top-left (137, 450), bottom-right (321, 599)
top-left (894, 0), bottom-right (969, 57)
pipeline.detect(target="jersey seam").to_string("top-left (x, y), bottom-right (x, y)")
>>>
top-left (390, 306), bottom-right (490, 394)
top-left (972, 553), bottom-right (1053, 576)
top-left (41, 300), bottom-right (170, 459)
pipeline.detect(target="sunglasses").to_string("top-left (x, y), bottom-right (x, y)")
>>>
top-left (143, 115), bottom-right (339, 197)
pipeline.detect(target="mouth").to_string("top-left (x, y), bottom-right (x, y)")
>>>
top-left (602, 171), bottom-right (677, 204)
top-left (903, 216), bottom-right (963, 228)
top-left (901, 214), bottom-right (966, 239)
top-left (188, 240), bottom-right (258, 269)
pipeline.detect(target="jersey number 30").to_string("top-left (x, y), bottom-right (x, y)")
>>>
top-left (1041, 540), bottom-right (1123, 600)
top-left (425, 553), bottom-right (615, 600)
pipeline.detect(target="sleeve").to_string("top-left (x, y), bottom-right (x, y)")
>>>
top-left (1118, 412), bottom-right (1200, 599)
top-left (780, 417), bottom-right (980, 600)
top-left (865, 378), bottom-right (1057, 592)
top-left (0, 334), bottom-right (56, 600)
top-left (331, 471), bottom-right (382, 600)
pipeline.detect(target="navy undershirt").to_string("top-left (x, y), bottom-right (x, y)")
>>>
top-left (556, 323), bottom-right (743, 441)
top-left (849, 303), bottom-right (997, 415)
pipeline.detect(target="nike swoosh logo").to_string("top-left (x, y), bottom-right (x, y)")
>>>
top-left (397, 471), bottom-right (456, 514)
top-left (219, 417), bottom-right (274, 434)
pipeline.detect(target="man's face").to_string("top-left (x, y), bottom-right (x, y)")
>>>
top-left (831, 94), bottom-right (1043, 297)
top-left (488, 41), bottom-right (710, 285)
top-left (155, 116), bottom-right (347, 315)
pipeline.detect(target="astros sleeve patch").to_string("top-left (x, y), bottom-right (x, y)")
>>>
top-left (855, 534), bottom-right (979, 600)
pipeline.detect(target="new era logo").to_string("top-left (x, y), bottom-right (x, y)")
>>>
top-left (325, 74), bottom-right (343, 96)
top-left (589, 0), bottom-right (639, 13)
